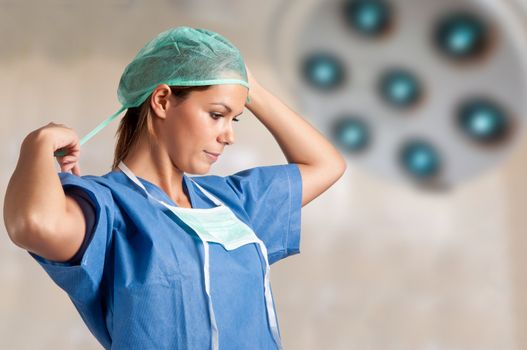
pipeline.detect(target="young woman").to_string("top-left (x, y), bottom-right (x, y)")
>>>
top-left (4, 26), bottom-right (346, 349)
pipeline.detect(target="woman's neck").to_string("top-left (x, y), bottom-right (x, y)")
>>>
top-left (119, 136), bottom-right (191, 206)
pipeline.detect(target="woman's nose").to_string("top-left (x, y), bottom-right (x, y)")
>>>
top-left (218, 123), bottom-right (235, 145)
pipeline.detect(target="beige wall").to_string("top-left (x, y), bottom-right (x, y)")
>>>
top-left (1, 1), bottom-right (526, 349)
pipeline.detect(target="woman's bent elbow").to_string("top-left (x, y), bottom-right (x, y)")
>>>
top-left (5, 216), bottom-right (52, 251)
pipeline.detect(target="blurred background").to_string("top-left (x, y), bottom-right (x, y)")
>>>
top-left (1, 0), bottom-right (527, 348)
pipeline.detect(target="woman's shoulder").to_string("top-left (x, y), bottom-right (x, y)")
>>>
top-left (58, 171), bottom-right (126, 209)
top-left (188, 164), bottom-right (301, 206)
top-left (59, 170), bottom-right (130, 188)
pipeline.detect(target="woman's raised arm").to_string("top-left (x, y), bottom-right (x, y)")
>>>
top-left (3, 124), bottom-right (87, 262)
top-left (245, 68), bottom-right (347, 207)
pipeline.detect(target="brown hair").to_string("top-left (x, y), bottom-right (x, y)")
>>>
top-left (111, 85), bottom-right (210, 170)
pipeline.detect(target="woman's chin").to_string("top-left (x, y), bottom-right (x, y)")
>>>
top-left (186, 164), bottom-right (212, 175)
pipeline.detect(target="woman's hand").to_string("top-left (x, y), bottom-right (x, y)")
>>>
top-left (245, 64), bottom-right (263, 107)
top-left (27, 122), bottom-right (81, 176)
top-left (245, 64), bottom-right (256, 89)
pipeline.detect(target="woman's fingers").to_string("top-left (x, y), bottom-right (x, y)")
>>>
top-left (30, 122), bottom-right (82, 175)
top-left (57, 154), bottom-right (81, 175)
top-left (71, 163), bottom-right (81, 176)
top-left (60, 155), bottom-right (78, 164)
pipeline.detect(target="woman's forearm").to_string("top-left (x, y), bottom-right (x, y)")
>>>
top-left (247, 82), bottom-right (346, 170)
top-left (3, 131), bottom-right (67, 245)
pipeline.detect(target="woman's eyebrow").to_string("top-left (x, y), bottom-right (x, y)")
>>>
top-left (210, 102), bottom-right (232, 112)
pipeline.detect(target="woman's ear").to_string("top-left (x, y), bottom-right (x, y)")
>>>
top-left (150, 84), bottom-right (172, 119)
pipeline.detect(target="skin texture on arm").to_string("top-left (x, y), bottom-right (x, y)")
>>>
top-left (3, 125), bottom-right (87, 262)
top-left (245, 68), bottom-right (347, 207)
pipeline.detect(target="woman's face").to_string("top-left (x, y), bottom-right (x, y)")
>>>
top-left (159, 84), bottom-right (248, 175)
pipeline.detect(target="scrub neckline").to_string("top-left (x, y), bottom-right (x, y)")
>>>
top-left (107, 170), bottom-right (196, 209)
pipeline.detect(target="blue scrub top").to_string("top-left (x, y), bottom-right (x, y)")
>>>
top-left (28, 164), bottom-right (303, 349)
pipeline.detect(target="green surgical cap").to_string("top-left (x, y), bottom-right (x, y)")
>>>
top-left (56, 26), bottom-right (249, 156)
top-left (119, 26), bottom-right (249, 108)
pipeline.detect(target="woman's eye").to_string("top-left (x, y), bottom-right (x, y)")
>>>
top-left (210, 113), bottom-right (240, 122)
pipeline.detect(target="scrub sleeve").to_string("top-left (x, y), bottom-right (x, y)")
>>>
top-left (221, 164), bottom-right (302, 265)
top-left (64, 188), bottom-right (96, 265)
top-left (27, 172), bottom-right (115, 349)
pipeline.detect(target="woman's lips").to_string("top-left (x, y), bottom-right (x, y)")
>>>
top-left (204, 151), bottom-right (220, 162)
